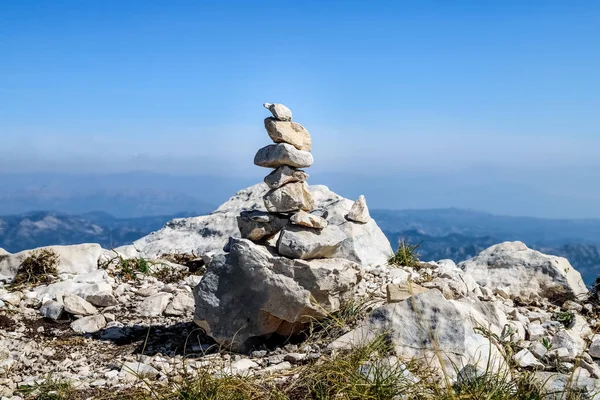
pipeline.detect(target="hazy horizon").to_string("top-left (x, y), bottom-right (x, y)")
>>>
top-left (2, 1), bottom-right (599, 219)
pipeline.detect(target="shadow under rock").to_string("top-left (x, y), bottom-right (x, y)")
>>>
top-left (94, 321), bottom-right (218, 357)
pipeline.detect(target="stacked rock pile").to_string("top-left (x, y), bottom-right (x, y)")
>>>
top-left (238, 102), bottom-right (370, 260)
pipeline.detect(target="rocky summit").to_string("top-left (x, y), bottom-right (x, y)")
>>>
top-left (0, 104), bottom-right (599, 399)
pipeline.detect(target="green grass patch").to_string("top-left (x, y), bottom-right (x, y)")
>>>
top-left (389, 239), bottom-right (422, 268)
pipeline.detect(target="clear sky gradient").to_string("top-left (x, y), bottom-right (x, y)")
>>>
top-left (1, 1), bottom-right (599, 217)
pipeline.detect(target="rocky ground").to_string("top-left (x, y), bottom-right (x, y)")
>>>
top-left (1, 241), bottom-right (600, 399)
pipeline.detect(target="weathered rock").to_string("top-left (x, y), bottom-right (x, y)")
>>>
top-left (277, 224), bottom-right (346, 260)
top-left (164, 292), bottom-right (195, 316)
top-left (329, 289), bottom-right (508, 377)
top-left (226, 358), bottom-right (260, 375)
top-left (290, 210), bottom-right (328, 229)
top-left (237, 211), bottom-right (288, 242)
top-left (254, 143), bottom-right (313, 169)
top-left (527, 323), bottom-right (547, 341)
top-left (263, 182), bottom-right (314, 213)
top-left (346, 195), bottom-right (370, 223)
top-left (34, 270), bottom-right (114, 300)
top-left (264, 166), bottom-right (309, 189)
top-left (40, 300), bottom-right (64, 320)
top-left (63, 294), bottom-right (98, 316)
top-left (137, 293), bottom-right (173, 317)
top-left (459, 242), bottom-right (588, 300)
top-left (0, 244), bottom-right (103, 282)
top-left (194, 238), bottom-right (359, 351)
top-left (71, 314), bottom-right (106, 334)
top-left (552, 330), bottom-right (584, 358)
top-left (1, 291), bottom-right (22, 306)
top-left (533, 372), bottom-right (600, 398)
top-left (86, 293), bottom-right (119, 307)
top-left (529, 341), bottom-right (548, 360)
top-left (589, 339), bottom-right (600, 359)
top-left (263, 102), bottom-right (292, 121)
top-left (119, 362), bottom-right (159, 381)
top-left (264, 118), bottom-right (312, 151)
top-left (386, 282), bottom-right (428, 303)
top-left (513, 349), bottom-right (544, 370)
top-left (135, 184), bottom-right (392, 267)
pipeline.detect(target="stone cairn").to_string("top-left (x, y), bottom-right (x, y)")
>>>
top-left (237, 102), bottom-right (370, 258)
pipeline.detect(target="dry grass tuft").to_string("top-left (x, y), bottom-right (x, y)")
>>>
top-left (12, 248), bottom-right (59, 287)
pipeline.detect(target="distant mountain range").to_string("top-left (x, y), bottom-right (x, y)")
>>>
top-left (0, 211), bottom-right (195, 252)
top-left (1, 208), bottom-right (600, 285)
top-left (373, 208), bottom-right (600, 284)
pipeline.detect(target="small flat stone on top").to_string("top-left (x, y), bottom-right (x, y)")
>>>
top-left (263, 103), bottom-right (292, 121)
top-left (346, 195), bottom-right (371, 223)
top-left (254, 143), bottom-right (314, 169)
top-left (264, 166), bottom-right (309, 189)
top-left (264, 118), bottom-right (312, 151)
top-left (290, 210), bottom-right (328, 229)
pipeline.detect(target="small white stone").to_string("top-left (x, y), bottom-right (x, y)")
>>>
top-left (513, 349), bottom-right (544, 370)
top-left (346, 195), bottom-right (370, 223)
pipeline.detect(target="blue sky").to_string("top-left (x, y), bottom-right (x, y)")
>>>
top-left (1, 1), bottom-right (599, 216)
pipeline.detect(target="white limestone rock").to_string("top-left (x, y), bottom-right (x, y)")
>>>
top-left (135, 184), bottom-right (392, 267)
top-left (513, 349), bottom-right (544, 370)
top-left (119, 361), bottom-right (159, 382)
top-left (34, 270), bottom-right (114, 300)
top-left (86, 293), bottom-right (119, 307)
top-left (459, 242), bottom-right (588, 300)
top-left (263, 182), bottom-right (314, 213)
top-left (164, 292), bottom-right (195, 316)
top-left (63, 294), bottom-right (98, 316)
top-left (277, 224), bottom-right (346, 260)
top-left (263, 102), bottom-right (293, 121)
top-left (71, 314), bottom-right (106, 334)
top-left (40, 300), bottom-right (64, 320)
top-left (329, 289), bottom-right (508, 378)
top-left (346, 195), bottom-right (370, 223)
top-left (290, 210), bottom-right (328, 229)
top-left (264, 166), bottom-right (309, 189)
top-left (137, 293), bottom-right (173, 317)
top-left (264, 118), bottom-right (312, 151)
top-left (237, 211), bottom-right (288, 242)
top-left (194, 238), bottom-right (359, 351)
top-left (0, 244), bottom-right (103, 282)
top-left (254, 143), bottom-right (314, 169)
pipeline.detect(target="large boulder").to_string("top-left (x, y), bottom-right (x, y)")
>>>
top-left (0, 244), bottom-right (102, 282)
top-left (135, 184), bottom-right (392, 266)
top-left (459, 241), bottom-right (588, 300)
top-left (194, 238), bottom-right (360, 351)
top-left (330, 289), bottom-right (508, 378)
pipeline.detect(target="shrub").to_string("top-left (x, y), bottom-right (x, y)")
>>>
top-left (553, 311), bottom-right (576, 329)
top-left (115, 257), bottom-right (151, 281)
top-left (389, 239), bottom-right (422, 268)
top-left (12, 249), bottom-right (59, 286)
